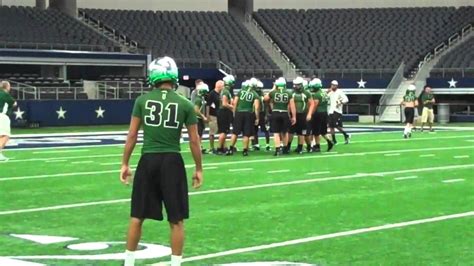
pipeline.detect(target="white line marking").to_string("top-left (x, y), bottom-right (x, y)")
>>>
top-left (384, 153), bottom-right (400, 157)
top-left (1, 164), bottom-right (472, 216)
top-left (70, 161), bottom-right (94, 164)
top-left (2, 145), bottom-right (474, 182)
top-left (45, 160), bottom-right (68, 163)
top-left (306, 171), bottom-right (330, 175)
top-left (33, 149), bottom-right (90, 154)
top-left (181, 211), bottom-right (474, 262)
top-left (203, 166), bottom-right (218, 170)
top-left (454, 155), bottom-right (470, 159)
top-left (442, 179), bottom-right (465, 183)
top-left (99, 162), bottom-right (121, 166)
top-left (419, 154), bottom-right (435, 157)
top-left (229, 168), bottom-right (253, 172)
top-left (267, 169), bottom-right (290, 174)
top-left (394, 176), bottom-right (418, 181)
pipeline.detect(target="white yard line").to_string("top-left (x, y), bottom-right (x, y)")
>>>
top-left (267, 169), bottom-right (290, 174)
top-left (394, 176), bottom-right (419, 181)
top-left (229, 168), bottom-right (253, 172)
top-left (384, 153), bottom-right (400, 157)
top-left (181, 211), bottom-right (474, 263)
top-left (2, 145), bottom-right (474, 182)
top-left (70, 161), bottom-right (94, 165)
top-left (203, 166), bottom-right (218, 170)
top-left (454, 155), bottom-right (470, 159)
top-left (1, 164), bottom-right (472, 216)
top-left (442, 179), bottom-right (465, 183)
top-left (99, 162), bottom-right (121, 166)
top-left (419, 154), bottom-right (435, 157)
top-left (33, 149), bottom-right (90, 154)
top-left (306, 171), bottom-right (330, 175)
top-left (45, 160), bottom-right (68, 163)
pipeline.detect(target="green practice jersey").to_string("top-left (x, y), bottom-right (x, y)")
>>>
top-left (292, 91), bottom-right (312, 113)
top-left (236, 88), bottom-right (259, 112)
top-left (132, 88), bottom-right (197, 154)
top-left (313, 89), bottom-right (329, 113)
top-left (194, 95), bottom-right (206, 119)
top-left (269, 88), bottom-right (292, 112)
top-left (403, 93), bottom-right (417, 103)
top-left (421, 92), bottom-right (434, 109)
top-left (0, 90), bottom-right (15, 115)
top-left (220, 88), bottom-right (232, 110)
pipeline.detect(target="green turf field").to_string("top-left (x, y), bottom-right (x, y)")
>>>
top-left (1, 128), bottom-right (473, 265)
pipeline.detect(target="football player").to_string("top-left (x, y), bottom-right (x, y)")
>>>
top-left (288, 77), bottom-right (314, 154)
top-left (265, 77), bottom-right (293, 156)
top-left (194, 82), bottom-right (209, 153)
top-left (328, 80), bottom-right (350, 145)
top-left (120, 57), bottom-right (203, 266)
top-left (252, 80), bottom-right (271, 151)
top-left (0, 81), bottom-right (16, 161)
top-left (217, 75), bottom-right (235, 154)
top-left (401, 84), bottom-right (418, 138)
top-left (309, 78), bottom-right (334, 152)
top-left (228, 79), bottom-right (260, 156)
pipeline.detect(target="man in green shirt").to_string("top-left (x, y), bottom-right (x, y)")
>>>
top-left (309, 78), bottom-right (334, 152)
top-left (264, 77), bottom-right (293, 156)
top-left (420, 85), bottom-right (435, 132)
top-left (194, 83), bottom-right (209, 154)
top-left (252, 80), bottom-right (271, 151)
top-left (120, 56), bottom-right (203, 266)
top-left (288, 77), bottom-right (314, 154)
top-left (0, 81), bottom-right (16, 161)
top-left (227, 79), bottom-right (260, 156)
top-left (217, 75), bottom-right (235, 154)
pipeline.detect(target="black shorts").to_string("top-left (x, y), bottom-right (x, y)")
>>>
top-left (290, 113), bottom-right (309, 135)
top-left (312, 111), bottom-right (328, 136)
top-left (270, 111), bottom-right (290, 133)
top-left (131, 153), bottom-right (189, 222)
top-left (217, 108), bottom-right (233, 134)
top-left (404, 107), bottom-right (415, 124)
top-left (233, 111), bottom-right (255, 137)
top-left (328, 112), bottom-right (343, 128)
top-left (197, 119), bottom-right (205, 138)
top-left (255, 112), bottom-right (268, 133)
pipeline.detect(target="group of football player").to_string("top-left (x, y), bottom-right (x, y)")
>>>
top-left (193, 75), bottom-right (351, 156)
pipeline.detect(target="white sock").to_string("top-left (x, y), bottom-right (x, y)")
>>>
top-left (171, 255), bottom-right (182, 266)
top-left (124, 250), bottom-right (135, 266)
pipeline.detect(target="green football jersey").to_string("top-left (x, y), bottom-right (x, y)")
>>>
top-left (403, 93), bottom-right (417, 103)
top-left (269, 88), bottom-right (292, 112)
top-left (292, 91), bottom-right (312, 113)
top-left (0, 90), bottom-right (15, 115)
top-left (313, 90), bottom-right (329, 113)
top-left (194, 95), bottom-right (206, 119)
top-left (132, 88), bottom-right (198, 154)
top-left (219, 88), bottom-right (232, 110)
top-left (421, 92), bottom-right (434, 109)
top-left (236, 88), bottom-right (259, 112)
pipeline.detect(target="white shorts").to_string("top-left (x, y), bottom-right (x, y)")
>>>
top-left (0, 114), bottom-right (11, 137)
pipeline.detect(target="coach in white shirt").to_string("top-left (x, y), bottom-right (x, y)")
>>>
top-left (328, 80), bottom-right (350, 144)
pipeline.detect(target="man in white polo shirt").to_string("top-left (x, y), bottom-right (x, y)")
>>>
top-left (0, 81), bottom-right (17, 161)
top-left (327, 80), bottom-right (350, 144)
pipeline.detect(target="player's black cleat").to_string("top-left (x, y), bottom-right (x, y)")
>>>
top-left (265, 145), bottom-right (271, 151)
top-left (344, 134), bottom-right (351, 144)
top-left (306, 145), bottom-right (312, 153)
top-left (327, 141), bottom-right (334, 152)
top-left (201, 149), bottom-right (208, 154)
top-left (243, 149), bottom-right (249, 156)
top-left (226, 148), bottom-right (234, 156)
top-left (403, 134), bottom-right (408, 139)
top-left (252, 145), bottom-right (260, 151)
top-left (408, 132), bottom-right (412, 138)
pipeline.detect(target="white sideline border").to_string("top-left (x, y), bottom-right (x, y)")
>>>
top-left (0, 163), bottom-right (472, 216)
top-left (2, 145), bottom-right (473, 181)
top-left (180, 211), bottom-right (474, 263)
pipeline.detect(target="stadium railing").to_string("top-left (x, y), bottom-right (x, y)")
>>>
top-left (0, 41), bottom-right (115, 52)
top-left (294, 68), bottom-right (397, 79)
top-left (9, 80), bottom-right (37, 100)
top-left (429, 68), bottom-right (474, 78)
top-left (377, 62), bottom-right (405, 116)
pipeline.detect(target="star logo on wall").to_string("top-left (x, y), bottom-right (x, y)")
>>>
top-left (14, 107), bottom-right (25, 120)
top-left (56, 107), bottom-right (67, 119)
top-left (357, 79), bottom-right (367, 88)
top-left (95, 106), bottom-right (105, 118)
top-left (448, 78), bottom-right (457, 88)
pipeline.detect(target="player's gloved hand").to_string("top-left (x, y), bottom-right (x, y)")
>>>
top-left (192, 170), bottom-right (203, 189)
top-left (120, 164), bottom-right (132, 185)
